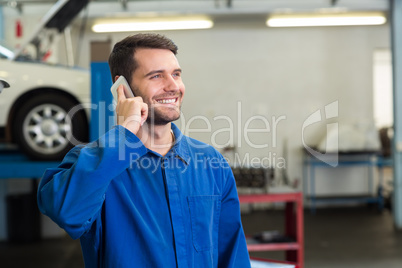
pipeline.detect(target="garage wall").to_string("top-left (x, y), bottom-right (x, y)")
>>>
top-left (3, 11), bottom-right (391, 193)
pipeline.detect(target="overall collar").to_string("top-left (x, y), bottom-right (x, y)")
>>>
top-left (170, 123), bottom-right (191, 165)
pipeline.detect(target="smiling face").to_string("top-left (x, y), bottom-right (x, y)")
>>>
top-left (131, 48), bottom-right (185, 125)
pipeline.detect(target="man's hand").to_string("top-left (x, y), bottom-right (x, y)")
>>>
top-left (116, 85), bottom-right (148, 135)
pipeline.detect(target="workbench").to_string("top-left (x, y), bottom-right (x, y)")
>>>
top-left (303, 151), bottom-right (390, 213)
top-left (250, 257), bottom-right (297, 267)
top-left (239, 192), bottom-right (304, 268)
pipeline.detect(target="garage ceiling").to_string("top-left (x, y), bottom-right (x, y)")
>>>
top-left (0, 0), bottom-right (389, 17)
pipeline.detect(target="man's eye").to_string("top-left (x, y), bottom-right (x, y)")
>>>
top-left (173, 72), bottom-right (181, 78)
top-left (151, 74), bottom-right (161, 79)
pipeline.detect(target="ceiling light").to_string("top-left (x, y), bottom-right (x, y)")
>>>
top-left (267, 12), bottom-right (387, 27)
top-left (92, 18), bottom-right (213, 33)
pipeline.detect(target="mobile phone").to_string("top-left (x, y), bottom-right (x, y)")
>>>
top-left (110, 76), bottom-right (134, 102)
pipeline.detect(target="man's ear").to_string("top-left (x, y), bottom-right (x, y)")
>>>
top-left (114, 75), bottom-right (120, 83)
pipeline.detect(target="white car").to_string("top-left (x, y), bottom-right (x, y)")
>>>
top-left (0, 78), bottom-right (10, 94)
top-left (0, 44), bottom-right (90, 160)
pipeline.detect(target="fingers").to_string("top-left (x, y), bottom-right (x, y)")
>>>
top-left (117, 85), bottom-right (125, 102)
top-left (140, 102), bottom-right (148, 126)
top-left (116, 95), bottom-right (148, 134)
top-left (129, 100), bottom-right (148, 127)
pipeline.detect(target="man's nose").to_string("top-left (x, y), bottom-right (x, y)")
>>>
top-left (165, 75), bottom-right (180, 91)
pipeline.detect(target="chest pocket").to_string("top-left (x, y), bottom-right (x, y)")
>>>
top-left (187, 195), bottom-right (221, 252)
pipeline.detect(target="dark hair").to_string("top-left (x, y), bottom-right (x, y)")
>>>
top-left (108, 33), bottom-right (178, 86)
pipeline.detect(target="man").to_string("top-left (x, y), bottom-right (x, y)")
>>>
top-left (37, 33), bottom-right (251, 268)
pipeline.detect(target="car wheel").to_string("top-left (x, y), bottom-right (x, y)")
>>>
top-left (13, 93), bottom-right (88, 161)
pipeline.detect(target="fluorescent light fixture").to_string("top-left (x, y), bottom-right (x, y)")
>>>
top-left (267, 12), bottom-right (386, 27)
top-left (0, 45), bottom-right (15, 59)
top-left (92, 18), bottom-right (213, 33)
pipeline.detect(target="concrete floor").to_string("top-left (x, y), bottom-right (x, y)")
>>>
top-left (0, 206), bottom-right (402, 268)
top-left (244, 206), bottom-right (402, 268)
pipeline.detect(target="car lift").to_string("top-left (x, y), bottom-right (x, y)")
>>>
top-left (0, 0), bottom-right (99, 240)
top-left (0, 62), bottom-right (113, 241)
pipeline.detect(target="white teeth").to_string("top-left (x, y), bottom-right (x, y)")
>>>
top-left (157, 98), bottom-right (176, 104)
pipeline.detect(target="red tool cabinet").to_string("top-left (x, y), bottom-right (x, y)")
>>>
top-left (239, 192), bottom-right (304, 268)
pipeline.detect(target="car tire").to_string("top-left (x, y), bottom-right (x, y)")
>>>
top-left (13, 93), bottom-right (88, 161)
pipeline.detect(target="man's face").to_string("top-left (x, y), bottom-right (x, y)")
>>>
top-left (131, 48), bottom-right (185, 125)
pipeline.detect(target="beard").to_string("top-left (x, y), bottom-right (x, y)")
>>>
top-left (146, 103), bottom-right (182, 125)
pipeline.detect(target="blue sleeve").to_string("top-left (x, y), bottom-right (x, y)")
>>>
top-left (218, 164), bottom-right (251, 267)
top-left (37, 126), bottom-right (147, 239)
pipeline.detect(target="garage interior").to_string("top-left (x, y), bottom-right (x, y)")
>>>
top-left (1, 207), bottom-right (402, 268)
top-left (0, 0), bottom-right (401, 267)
